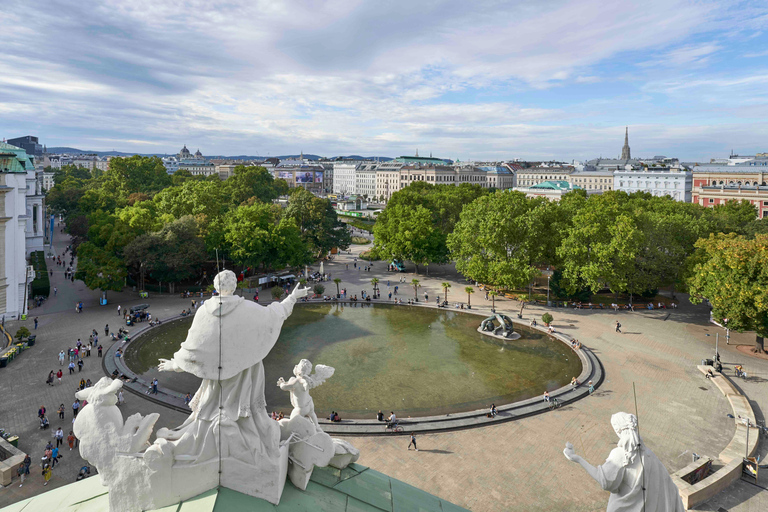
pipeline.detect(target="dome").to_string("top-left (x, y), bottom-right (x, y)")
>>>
top-left (195, 149), bottom-right (203, 157)
top-left (179, 145), bottom-right (191, 158)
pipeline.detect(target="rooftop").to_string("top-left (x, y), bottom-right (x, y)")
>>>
top-left (0, 463), bottom-right (467, 512)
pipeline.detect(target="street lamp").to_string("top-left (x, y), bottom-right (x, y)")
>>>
top-left (547, 275), bottom-right (551, 307)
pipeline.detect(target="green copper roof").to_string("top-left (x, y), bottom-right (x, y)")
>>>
top-left (0, 142), bottom-right (34, 173)
top-left (1, 464), bottom-right (467, 512)
top-left (529, 180), bottom-right (579, 191)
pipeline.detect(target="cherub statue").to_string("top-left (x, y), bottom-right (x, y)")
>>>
top-left (277, 359), bottom-right (335, 430)
top-left (73, 377), bottom-right (162, 512)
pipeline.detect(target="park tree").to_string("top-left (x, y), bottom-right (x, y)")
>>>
top-left (222, 166), bottom-right (281, 206)
top-left (448, 191), bottom-right (549, 295)
top-left (374, 204), bottom-right (445, 273)
top-left (123, 216), bottom-right (207, 293)
top-left (707, 199), bottom-right (759, 235)
top-left (557, 193), bottom-right (645, 298)
top-left (688, 233), bottom-right (768, 353)
top-left (333, 278), bottom-right (342, 298)
top-left (442, 282), bottom-right (451, 302)
top-left (285, 188), bottom-right (351, 257)
top-left (101, 155), bottom-right (171, 197)
top-left (465, 286), bottom-right (474, 307)
top-left (223, 203), bottom-right (310, 271)
top-left (411, 279), bottom-right (420, 299)
top-left (75, 242), bottom-right (127, 297)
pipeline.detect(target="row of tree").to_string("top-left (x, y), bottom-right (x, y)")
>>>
top-left (373, 183), bottom-right (767, 351)
top-left (48, 157), bottom-right (350, 293)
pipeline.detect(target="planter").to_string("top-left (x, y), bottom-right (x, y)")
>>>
top-left (27, 336), bottom-right (35, 347)
top-left (0, 357), bottom-right (7, 368)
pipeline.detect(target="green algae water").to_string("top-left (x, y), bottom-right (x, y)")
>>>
top-left (124, 303), bottom-right (581, 418)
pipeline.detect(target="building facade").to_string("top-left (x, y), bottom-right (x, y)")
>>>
top-left (0, 142), bottom-right (37, 319)
top-left (355, 163), bottom-right (377, 198)
top-left (567, 169), bottom-right (615, 193)
top-left (6, 136), bottom-right (43, 156)
top-left (375, 162), bottom-right (404, 202)
top-left (692, 185), bottom-right (768, 218)
top-left (613, 166), bottom-right (692, 202)
top-left (516, 167), bottom-right (574, 187)
top-left (513, 180), bottom-right (582, 201)
top-left (479, 166), bottom-right (515, 189)
top-left (332, 161), bottom-right (360, 196)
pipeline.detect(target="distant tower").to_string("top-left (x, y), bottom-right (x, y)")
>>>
top-left (416, 149), bottom-right (419, 157)
top-left (620, 127), bottom-right (631, 160)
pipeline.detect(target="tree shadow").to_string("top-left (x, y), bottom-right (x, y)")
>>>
top-left (416, 449), bottom-right (454, 454)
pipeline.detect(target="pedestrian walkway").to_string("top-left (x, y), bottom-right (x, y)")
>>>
top-left (1, 235), bottom-right (766, 511)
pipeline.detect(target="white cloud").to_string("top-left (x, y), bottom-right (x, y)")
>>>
top-left (0, 0), bottom-right (764, 160)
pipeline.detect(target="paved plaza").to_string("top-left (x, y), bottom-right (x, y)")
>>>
top-left (1, 231), bottom-right (766, 511)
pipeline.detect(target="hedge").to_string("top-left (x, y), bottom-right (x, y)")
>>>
top-left (29, 251), bottom-right (50, 297)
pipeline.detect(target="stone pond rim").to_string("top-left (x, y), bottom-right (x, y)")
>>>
top-left (111, 302), bottom-right (602, 435)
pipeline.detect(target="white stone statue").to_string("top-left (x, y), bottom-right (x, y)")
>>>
top-left (277, 359), bottom-right (335, 430)
top-left (73, 270), bottom-right (318, 512)
top-left (73, 378), bottom-right (160, 512)
top-left (563, 412), bottom-right (684, 512)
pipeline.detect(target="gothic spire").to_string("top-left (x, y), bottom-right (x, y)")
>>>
top-left (620, 126), bottom-right (631, 160)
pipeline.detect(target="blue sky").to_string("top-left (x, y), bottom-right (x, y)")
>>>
top-left (2, 0), bottom-right (768, 161)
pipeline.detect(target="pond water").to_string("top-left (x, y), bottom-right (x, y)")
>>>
top-left (124, 303), bottom-right (581, 418)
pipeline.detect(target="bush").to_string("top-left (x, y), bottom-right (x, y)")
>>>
top-left (359, 250), bottom-right (380, 261)
top-left (541, 313), bottom-right (553, 325)
top-left (344, 219), bottom-right (375, 233)
top-left (271, 287), bottom-right (285, 300)
top-left (351, 236), bottom-right (370, 245)
top-left (29, 251), bottom-right (50, 298)
top-left (15, 326), bottom-right (31, 340)
top-left (313, 284), bottom-right (325, 295)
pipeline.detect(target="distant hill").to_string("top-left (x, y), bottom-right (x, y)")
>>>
top-left (45, 148), bottom-right (395, 161)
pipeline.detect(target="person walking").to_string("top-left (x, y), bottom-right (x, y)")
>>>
top-left (72, 399), bottom-right (80, 418)
top-left (56, 369), bottom-right (62, 384)
top-left (53, 286), bottom-right (57, 297)
top-left (57, 404), bottom-right (65, 419)
top-left (98, 345), bottom-right (103, 357)
top-left (54, 427), bottom-right (64, 447)
top-left (615, 321), bottom-right (621, 334)
top-left (17, 462), bottom-right (25, 487)
top-left (408, 433), bottom-right (418, 451)
top-left (58, 350), bottom-right (65, 366)
top-left (51, 446), bottom-right (60, 468)
top-left (118, 390), bottom-right (124, 405)
top-left (117, 305), bottom-right (121, 317)
top-left (47, 370), bottom-right (54, 386)
top-left (105, 324), bottom-right (109, 336)
top-left (86, 343), bottom-right (91, 357)
top-left (68, 361), bottom-right (75, 375)
top-left (42, 464), bottom-right (52, 486)
top-left (152, 378), bottom-right (158, 395)
top-left (34, 317), bottom-right (38, 329)
top-left (67, 432), bottom-right (75, 450)
top-left (77, 359), bottom-right (84, 372)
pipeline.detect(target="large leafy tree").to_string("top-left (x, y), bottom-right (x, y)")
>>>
top-left (222, 165), bottom-right (282, 206)
top-left (223, 203), bottom-right (310, 271)
top-left (101, 155), bottom-right (171, 198)
top-left (557, 192), bottom-right (645, 297)
top-left (447, 190), bottom-right (548, 292)
top-left (285, 188), bottom-right (351, 257)
top-left (373, 204), bottom-right (445, 273)
top-left (688, 233), bottom-right (768, 353)
top-left (74, 242), bottom-right (127, 296)
top-left (123, 216), bottom-right (207, 292)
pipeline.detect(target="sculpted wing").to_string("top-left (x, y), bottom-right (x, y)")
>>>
top-left (307, 365), bottom-right (335, 389)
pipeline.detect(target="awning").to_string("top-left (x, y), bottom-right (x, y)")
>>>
top-left (278, 274), bottom-right (295, 280)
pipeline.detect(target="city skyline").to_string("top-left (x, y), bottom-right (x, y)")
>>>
top-left (2, 0), bottom-right (768, 161)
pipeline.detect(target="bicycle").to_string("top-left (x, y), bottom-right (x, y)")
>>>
top-left (548, 398), bottom-right (562, 411)
top-left (385, 421), bottom-right (404, 433)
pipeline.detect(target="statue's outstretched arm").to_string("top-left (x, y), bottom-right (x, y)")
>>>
top-left (158, 358), bottom-right (184, 372)
top-left (563, 442), bottom-right (600, 482)
top-left (277, 376), bottom-right (298, 390)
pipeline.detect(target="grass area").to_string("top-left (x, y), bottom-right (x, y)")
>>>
top-left (479, 284), bottom-right (677, 306)
top-left (359, 250), bottom-right (380, 261)
top-left (350, 236), bottom-right (370, 245)
top-left (29, 251), bottom-right (50, 297)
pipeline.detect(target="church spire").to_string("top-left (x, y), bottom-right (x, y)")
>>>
top-left (620, 126), bottom-right (631, 160)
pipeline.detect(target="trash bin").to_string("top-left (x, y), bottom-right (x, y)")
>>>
top-left (27, 335), bottom-right (36, 346)
top-left (701, 358), bottom-right (714, 366)
top-left (7, 435), bottom-right (18, 447)
top-left (0, 357), bottom-right (7, 368)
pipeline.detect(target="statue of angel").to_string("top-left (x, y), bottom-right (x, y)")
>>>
top-left (277, 359), bottom-right (335, 429)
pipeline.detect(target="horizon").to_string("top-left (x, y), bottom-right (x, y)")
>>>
top-left (2, 1), bottom-right (768, 161)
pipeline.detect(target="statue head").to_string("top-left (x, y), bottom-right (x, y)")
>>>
top-left (214, 270), bottom-right (237, 296)
top-left (611, 412), bottom-right (641, 466)
top-left (294, 359), bottom-right (312, 377)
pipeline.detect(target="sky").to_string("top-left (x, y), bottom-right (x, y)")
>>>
top-left (2, 0), bottom-right (768, 161)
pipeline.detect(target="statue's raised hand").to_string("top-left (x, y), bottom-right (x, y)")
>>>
top-left (290, 284), bottom-right (309, 301)
top-left (158, 358), bottom-right (177, 372)
top-left (563, 442), bottom-right (578, 462)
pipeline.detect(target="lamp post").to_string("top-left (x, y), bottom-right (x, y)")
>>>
top-left (547, 275), bottom-right (551, 307)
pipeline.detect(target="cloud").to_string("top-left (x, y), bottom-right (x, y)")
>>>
top-left (0, 0), bottom-right (764, 160)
